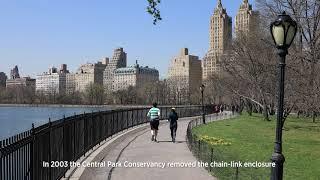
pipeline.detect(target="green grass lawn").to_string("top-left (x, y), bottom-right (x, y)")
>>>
top-left (192, 113), bottom-right (320, 180)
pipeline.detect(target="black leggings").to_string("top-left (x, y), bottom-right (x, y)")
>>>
top-left (170, 124), bottom-right (177, 139)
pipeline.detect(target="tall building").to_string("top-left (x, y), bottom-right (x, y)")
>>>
top-left (0, 72), bottom-right (7, 87)
top-left (167, 48), bottom-right (202, 103)
top-left (66, 61), bottom-right (107, 94)
top-left (235, 0), bottom-right (259, 38)
top-left (203, 0), bottom-right (232, 80)
top-left (36, 65), bottom-right (69, 95)
top-left (6, 66), bottom-right (36, 92)
top-left (113, 61), bottom-right (159, 91)
top-left (10, 65), bottom-right (20, 79)
top-left (103, 48), bottom-right (127, 91)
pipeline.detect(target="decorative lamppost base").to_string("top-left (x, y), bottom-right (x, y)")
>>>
top-left (271, 152), bottom-right (285, 180)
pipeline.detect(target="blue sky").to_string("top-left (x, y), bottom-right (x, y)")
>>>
top-left (0, 0), bottom-right (255, 78)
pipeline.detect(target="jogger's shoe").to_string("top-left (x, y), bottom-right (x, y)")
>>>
top-left (151, 135), bottom-right (154, 141)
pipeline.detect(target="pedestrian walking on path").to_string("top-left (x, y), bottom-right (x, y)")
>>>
top-left (147, 102), bottom-right (160, 142)
top-left (168, 107), bottom-right (178, 143)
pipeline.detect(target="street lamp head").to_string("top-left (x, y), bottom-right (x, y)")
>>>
top-left (270, 11), bottom-right (297, 49)
top-left (200, 84), bottom-right (205, 92)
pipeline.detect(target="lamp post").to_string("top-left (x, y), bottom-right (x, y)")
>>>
top-left (270, 11), bottom-right (297, 180)
top-left (200, 84), bottom-right (206, 124)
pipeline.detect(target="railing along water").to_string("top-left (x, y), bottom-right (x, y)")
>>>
top-left (0, 105), bottom-right (214, 180)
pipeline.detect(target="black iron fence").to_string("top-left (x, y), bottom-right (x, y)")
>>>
top-left (186, 113), bottom-right (270, 180)
top-left (0, 105), bottom-right (214, 180)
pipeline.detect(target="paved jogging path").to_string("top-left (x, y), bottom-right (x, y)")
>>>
top-left (75, 114), bottom-right (232, 180)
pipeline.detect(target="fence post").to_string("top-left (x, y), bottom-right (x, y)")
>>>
top-left (165, 107), bottom-right (167, 119)
top-left (83, 112), bottom-right (86, 157)
top-left (91, 111), bottom-right (94, 150)
top-left (235, 166), bottom-right (239, 180)
top-left (62, 114), bottom-right (69, 177)
top-left (131, 110), bottom-right (134, 128)
top-left (122, 111), bottom-right (124, 130)
top-left (198, 140), bottom-right (201, 159)
top-left (106, 113), bottom-right (109, 138)
top-left (48, 118), bottom-right (52, 180)
top-left (210, 148), bottom-right (213, 172)
top-left (127, 110), bottom-right (129, 130)
top-left (98, 111), bottom-right (101, 145)
top-left (116, 111), bottom-right (119, 133)
top-left (138, 109), bottom-right (141, 124)
top-left (0, 141), bottom-right (2, 179)
top-left (111, 112), bottom-right (114, 137)
top-left (30, 123), bottom-right (35, 180)
top-left (73, 115), bottom-right (76, 160)
top-left (136, 109), bottom-right (138, 126)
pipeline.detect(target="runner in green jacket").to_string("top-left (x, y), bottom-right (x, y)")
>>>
top-left (147, 102), bottom-right (160, 142)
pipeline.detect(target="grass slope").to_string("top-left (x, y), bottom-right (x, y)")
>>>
top-left (192, 113), bottom-right (320, 180)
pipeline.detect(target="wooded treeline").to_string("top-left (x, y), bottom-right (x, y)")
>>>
top-left (0, 81), bottom-right (206, 106)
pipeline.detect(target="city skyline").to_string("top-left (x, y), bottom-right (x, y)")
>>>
top-left (0, 0), bottom-right (256, 78)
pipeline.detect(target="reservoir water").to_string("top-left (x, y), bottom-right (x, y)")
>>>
top-left (0, 106), bottom-right (109, 140)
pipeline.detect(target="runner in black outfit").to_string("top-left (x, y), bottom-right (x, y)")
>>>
top-left (168, 108), bottom-right (178, 143)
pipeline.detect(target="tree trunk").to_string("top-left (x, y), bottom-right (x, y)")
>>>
top-left (258, 105), bottom-right (263, 114)
top-left (246, 99), bottom-right (253, 116)
top-left (263, 103), bottom-right (270, 121)
top-left (269, 103), bottom-right (275, 115)
top-left (253, 105), bottom-right (258, 113)
top-left (312, 111), bottom-right (316, 123)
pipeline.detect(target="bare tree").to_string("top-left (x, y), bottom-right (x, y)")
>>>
top-left (85, 83), bottom-right (105, 105)
top-left (257, 0), bottom-right (320, 122)
top-left (219, 28), bottom-right (278, 120)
